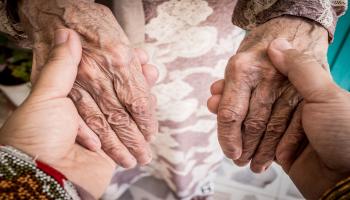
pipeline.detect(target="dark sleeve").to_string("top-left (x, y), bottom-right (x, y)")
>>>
top-left (0, 0), bottom-right (27, 44)
top-left (232, 0), bottom-right (348, 38)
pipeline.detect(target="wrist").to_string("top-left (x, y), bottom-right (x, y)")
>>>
top-left (240, 16), bottom-right (329, 68)
top-left (50, 145), bottom-right (116, 198)
top-left (0, 146), bottom-right (80, 198)
top-left (17, 0), bottom-right (129, 45)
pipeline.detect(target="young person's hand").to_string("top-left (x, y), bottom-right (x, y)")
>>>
top-left (269, 39), bottom-right (350, 199)
top-left (0, 29), bottom-right (148, 198)
top-left (207, 16), bottom-right (328, 172)
top-left (18, 0), bottom-right (158, 168)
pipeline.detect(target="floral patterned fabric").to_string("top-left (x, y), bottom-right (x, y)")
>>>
top-left (233, 0), bottom-right (348, 38)
top-left (0, 0), bottom-right (348, 199)
top-left (0, 0), bottom-right (347, 44)
top-left (103, 1), bottom-right (245, 199)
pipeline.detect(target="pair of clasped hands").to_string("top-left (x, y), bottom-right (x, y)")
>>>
top-left (1, 29), bottom-right (350, 199)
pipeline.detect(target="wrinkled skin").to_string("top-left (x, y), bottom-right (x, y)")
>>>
top-left (207, 16), bottom-right (329, 173)
top-left (17, 0), bottom-right (158, 168)
top-left (0, 30), bottom-right (115, 198)
top-left (267, 39), bottom-right (350, 199)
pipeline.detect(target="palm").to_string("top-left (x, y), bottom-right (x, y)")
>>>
top-left (0, 97), bottom-right (80, 164)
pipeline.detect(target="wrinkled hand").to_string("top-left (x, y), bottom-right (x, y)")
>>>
top-left (0, 30), bottom-right (115, 198)
top-left (18, 0), bottom-right (158, 168)
top-left (268, 39), bottom-right (350, 199)
top-left (207, 16), bottom-right (329, 172)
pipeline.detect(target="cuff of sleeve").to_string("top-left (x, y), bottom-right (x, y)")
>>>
top-left (321, 176), bottom-right (350, 200)
top-left (0, 145), bottom-right (80, 199)
top-left (232, 0), bottom-right (347, 40)
top-left (0, 0), bottom-right (28, 45)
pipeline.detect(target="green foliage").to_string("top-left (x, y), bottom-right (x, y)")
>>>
top-left (0, 34), bottom-right (32, 83)
top-left (0, 33), bottom-right (8, 46)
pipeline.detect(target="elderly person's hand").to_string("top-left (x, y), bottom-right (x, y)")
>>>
top-left (0, 29), bottom-right (116, 198)
top-left (207, 16), bottom-right (329, 172)
top-left (17, 0), bottom-right (158, 168)
top-left (267, 39), bottom-right (350, 199)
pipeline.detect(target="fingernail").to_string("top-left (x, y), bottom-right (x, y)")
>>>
top-left (271, 38), bottom-right (293, 51)
top-left (54, 29), bottom-right (69, 45)
top-left (120, 156), bottom-right (137, 169)
top-left (233, 159), bottom-right (249, 167)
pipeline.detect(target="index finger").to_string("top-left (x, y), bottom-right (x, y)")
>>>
top-left (217, 54), bottom-right (254, 160)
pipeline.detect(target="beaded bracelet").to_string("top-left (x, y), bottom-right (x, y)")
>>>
top-left (321, 176), bottom-right (350, 200)
top-left (0, 145), bottom-right (79, 199)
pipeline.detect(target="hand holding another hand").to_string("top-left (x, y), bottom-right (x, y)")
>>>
top-left (268, 39), bottom-right (350, 199)
top-left (0, 29), bottom-right (158, 198)
top-left (19, 0), bottom-right (158, 168)
top-left (208, 16), bottom-right (329, 172)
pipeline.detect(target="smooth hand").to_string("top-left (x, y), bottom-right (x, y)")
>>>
top-left (268, 39), bottom-right (350, 199)
top-left (18, 0), bottom-right (158, 168)
top-left (207, 16), bottom-right (329, 172)
top-left (0, 30), bottom-right (115, 198)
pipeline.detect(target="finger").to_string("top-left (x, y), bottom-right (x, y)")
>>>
top-left (250, 86), bottom-right (301, 173)
top-left (70, 86), bottom-right (138, 168)
top-left (142, 64), bottom-right (159, 86)
top-left (114, 56), bottom-right (157, 142)
top-left (267, 38), bottom-right (336, 101)
top-left (210, 79), bottom-right (224, 95)
top-left (134, 48), bottom-right (149, 65)
top-left (76, 56), bottom-right (153, 165)
top-left (234, 79), bottom-right (282, 167)
top-left (276, 104), bottom-right (306, 172)
top-left (207, 95), bottom-right (221, 114)
top-left (31, 29), bottom-right (82, 100)
top-left (217, 54), bottom-right (254, 160)
top-left (77, 115), bottom-right (101, 151)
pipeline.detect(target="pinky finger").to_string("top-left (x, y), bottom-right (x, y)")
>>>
top-left (77, 115), bottom-right (102, 151)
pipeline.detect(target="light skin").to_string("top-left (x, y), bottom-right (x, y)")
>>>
top-left (207, 16), bottom-right (329, 173)
top-left (17, 0), bottom-right (158, 168)
top-left (0, 29), bottom-right (158, 198)
top-left (210, 38), bottom-right (350, 199)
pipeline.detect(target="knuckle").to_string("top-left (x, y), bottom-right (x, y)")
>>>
top-left (229, 53), bottom-right (250, 67)
top-left (76, 60), bottom-right (101, 81)
top-left (85, 114), bottom-right (110, 134)
top-left (109, 45), bottom-right (133, 67)
top-left (217, 108), bottom-right (242, 124)
top-left (130, 97), bottom-right (151, 115)
top-left (69, 86), bottom-right (83, 102)
top-left (244, 118), bottom-right (266, 135)
top-left (266, 120), bottom-right (287, 135)
top-left (107, 110), bottom-right (130, 129)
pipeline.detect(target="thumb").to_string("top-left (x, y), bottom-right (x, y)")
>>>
top-left (30, 29), bottom-right (82, 100)
top-left (267, 38), bottom-right (336, 101)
